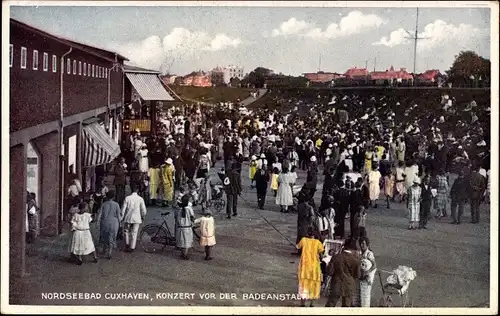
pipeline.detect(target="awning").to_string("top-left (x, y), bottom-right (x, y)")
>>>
top-left (83, 123), bottom-right (121, 167)
top-left (126, 73), bottom-right (175, 101)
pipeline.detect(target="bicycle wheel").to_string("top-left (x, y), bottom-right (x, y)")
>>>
top-left (139, 224), bottom-right (171, 253)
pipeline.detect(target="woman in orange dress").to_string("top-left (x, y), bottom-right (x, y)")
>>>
top-left (297, 227), bottom-right (325, 307)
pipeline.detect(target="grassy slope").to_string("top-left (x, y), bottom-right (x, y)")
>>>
top-left (168, 85), bottom-right (252, 103)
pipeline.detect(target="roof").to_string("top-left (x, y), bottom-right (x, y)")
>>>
top-left (11, 18), bottom-right (129, 62)
top-left (370, 68), bottom-right (414, 80)
top-left (344, 67), bottom-right (369, 77)
top-left (126, 73), bottom-right (175, 101)
top-left (418, 69), bottom-right (441, 80)
top-left (124, 64), bottom-right (160, 74)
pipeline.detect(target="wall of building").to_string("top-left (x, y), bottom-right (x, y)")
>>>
top-left (9, 22), bottom-right (123, 133)
top-left (10, 144), bottom-right (27, 278)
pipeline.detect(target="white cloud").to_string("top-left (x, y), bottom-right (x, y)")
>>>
top-left (203, 34), bottom-right (242, 51)
top-left (269, 11), bottom-right (385, 40)
top-left (373, 20), bottom-right (483, 52)
top-left (271, 17), bottom-right (311, 37)
top-left (372, 28), bottom-right (410, 47)
top-left (108, 27), bottom-right (242, 70)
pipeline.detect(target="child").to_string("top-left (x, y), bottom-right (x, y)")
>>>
top-left (188, 181), bottom-right (199, 206)
top-left (271, 167), bottom-right (280, 197)
top-left (177, 187), bottom-right (187, 207)
top-left (70, 202), bottom-right (98, 265)
top-left (359, 206), bottom-right (367, 238)
top-left (194, 209), bottom-right (216, 260)
top-left (249, 155), bottom-right (258, 188)
top-left (384, 169), bottom-right (395, 209)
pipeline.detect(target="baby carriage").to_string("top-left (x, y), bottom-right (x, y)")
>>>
top-left (377, 265), bottom-right (417, 307)
top-left (320, 239), bottom-right (345, 297)
top-left (207, 183), bottom-right (225, 212)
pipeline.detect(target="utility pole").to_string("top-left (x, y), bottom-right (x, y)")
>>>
top-left (404, 8), bottom-right (430, 83)
top-left (318, 54), bottom-right (322, 72)
top-left (365, 59), bottom-right (368, 70)
top-left (373, 57), bottom-right (377, 72)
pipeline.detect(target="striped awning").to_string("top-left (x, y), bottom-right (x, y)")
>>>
top-left (83, 123), bottom-right (121, 167)
top-left (126, 73), bottom-right (175, 101)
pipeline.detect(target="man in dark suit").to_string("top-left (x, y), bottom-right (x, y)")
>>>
top-left (468, 167), bottom-right (487, 223)
top-left (349, 179), bottom-right (364, 235)
top-left (419, 175), bottom-right (433, 229)
top-left (334, 181), bottom-right (351, 239)
top-left (224, 163), bottom-right (242, 219)
top-left (450, 170), bottom-right (469, 224)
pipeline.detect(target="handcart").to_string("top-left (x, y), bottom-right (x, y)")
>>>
top-left (320, 239), bottom-right (344, 297)
top-left (377, 266), bottom-right (416, 307)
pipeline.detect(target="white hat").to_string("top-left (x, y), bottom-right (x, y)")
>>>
top-left (333, 142), bottom-right (338, 146)
top-left (328, 144), bottom-right (333, 148)
top-left (166, 158), bottom-right (173, 164)
top-left (260, 153), bottom-right (266, 158)
top-left (310, 156), bottom-right (317, 162)
top-left (251, 155), bottom-right (257, 160)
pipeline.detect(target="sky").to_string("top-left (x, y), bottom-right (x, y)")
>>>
top-left (9, 3), bottom-right (492, 76)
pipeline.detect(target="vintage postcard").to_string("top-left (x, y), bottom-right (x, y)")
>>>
top-left (1, 1), bottom-right (498, 315)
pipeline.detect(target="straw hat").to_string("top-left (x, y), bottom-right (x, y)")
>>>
top-left (166, 158), bottom-right (173, 165)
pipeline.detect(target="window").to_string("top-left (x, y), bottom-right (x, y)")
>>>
top-left (21, 47), bottom-right (27, 69)
top-left (99, 67), bottom-right (102, 78)
top-left (32, 50), bottom-right (39, 70)
top-left (83, 62), bottom-right (87, 76)
top-left (73, 60), bottom-right (77, 75)
top-left (105, 68), bottom-right (108, 79)
top-left (43, 52), bottom-right (48, 71)
top-left (67, 58), bottom-right (71, 74)
top-left (78, 61), bottom-right (82, 75)
top-left (9, 44), bottom-right (13, 67)
top-left (97, 66), bottom-right (100, 78)
top-left (52, 55), bottom-right (57, 72)
top-left (92, 64), bottom-right (95, 77)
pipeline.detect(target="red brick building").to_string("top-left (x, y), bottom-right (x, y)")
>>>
top-left (9, 18), bottom-right (127, 278)
top-left (369, 66), bottom-right (414, 84)
top-left (344, 67), bottom-right (370, 80)
top-left (416, 69), bottom-right (441, 82)
top-left (303, 71), bottom-right (344, 83)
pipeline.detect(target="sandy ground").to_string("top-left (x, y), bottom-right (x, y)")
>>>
top-left (9, 162), bottom-right (490, 308)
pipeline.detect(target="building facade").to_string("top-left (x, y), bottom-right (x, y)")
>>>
top-left (369, 66), bottom-right (414, 85)
top-left (9, 18), bottom-right (127, 279)
top-left (303, 72), bottom-right (344, 83)
top-left (211, 65), bottom-right (244, 85)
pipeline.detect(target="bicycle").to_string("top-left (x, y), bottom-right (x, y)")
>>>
top-left (139, 211), bottom-right (200, 253)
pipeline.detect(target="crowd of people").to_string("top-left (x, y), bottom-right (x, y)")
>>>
top-left (56, 87), bottom-right (490, 306)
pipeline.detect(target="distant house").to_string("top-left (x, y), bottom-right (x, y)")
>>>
top-left (160, 74), bottom-right (177, 85)
top-left (182, 71), bottom-right (212, 87)
top-left (344, 67), bottom-right (370, 80)
top-left (303, 71), bottom-right (344, 83)
top-left (369, 66), bottom-right (413, 85)
top-left (416, 69), bottom-right (441, 83)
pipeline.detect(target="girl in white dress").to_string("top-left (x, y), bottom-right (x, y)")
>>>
top-left (138, 145), bottom-right (149, 173)
top-left (359, 237), bottom-right (377, 307)
top-left (70, 202), bottom-right (98, 265)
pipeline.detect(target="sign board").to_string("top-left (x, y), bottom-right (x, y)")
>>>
top-left (123, 119), bottom-right (151, 132)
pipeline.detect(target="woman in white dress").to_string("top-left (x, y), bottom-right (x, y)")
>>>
top-left (407, 178), bottom-right (422, 230)
top-left (276, 166), bottom-right (295, 213)
top-left (138, 145), bottom-right (149, 173)
top-left (368, 165), bottom-right (382, 208)
top-left (358, 237), bottom-right (377, 307)
top-left (70, 202), bottom-right (98, 265)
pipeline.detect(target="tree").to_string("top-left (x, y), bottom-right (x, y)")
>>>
top-left (446, 51), bottom-right (490, 87)
top-left (229, 77), bottom-right (241, 87)
top-left (242, 67), bottom-right (274, 88)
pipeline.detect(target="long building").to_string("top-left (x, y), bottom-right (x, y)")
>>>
top-left (9, 18), bottom-right (128, 278)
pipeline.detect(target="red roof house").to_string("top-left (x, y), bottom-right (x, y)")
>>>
top-left (417, 69), bottom-right (440, 82)
top-left (344, 67), bottom-right (369, 79)
top-left (370, 66), bottom-right (413, 81)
